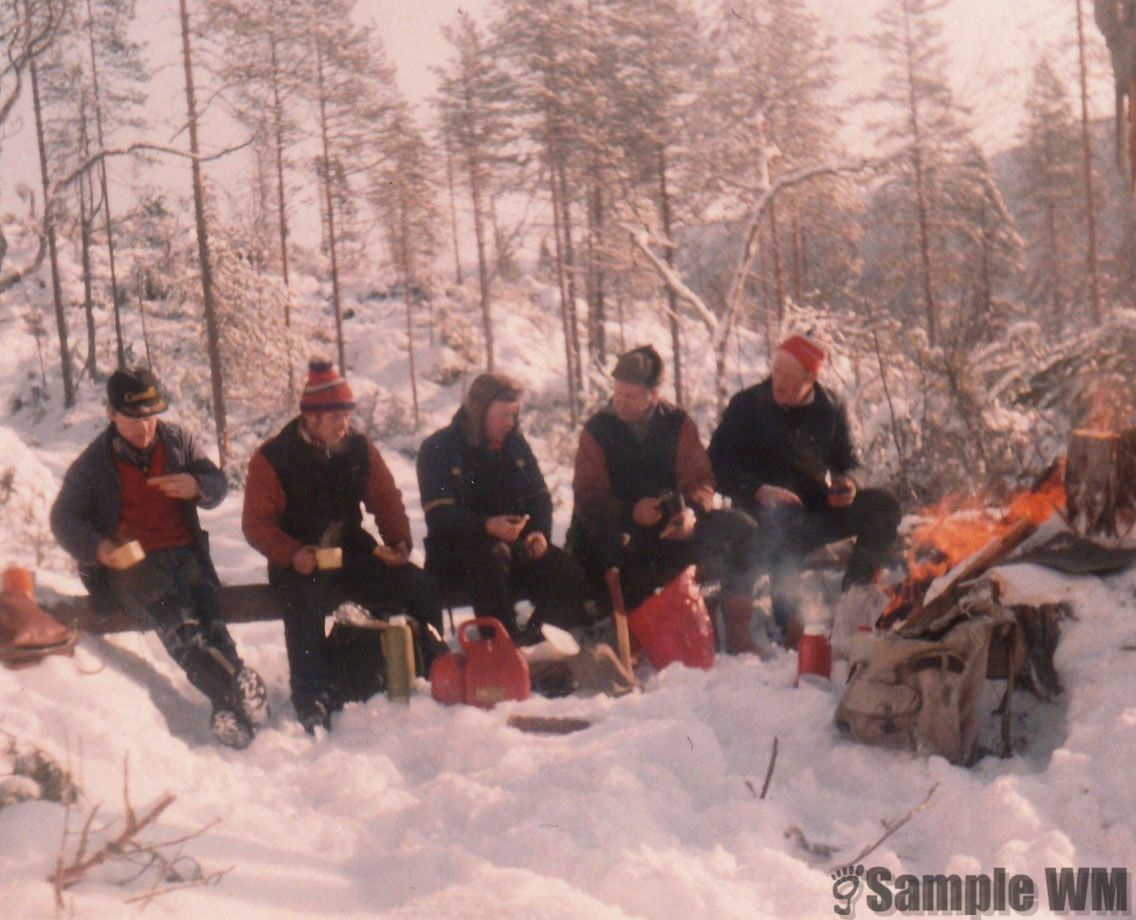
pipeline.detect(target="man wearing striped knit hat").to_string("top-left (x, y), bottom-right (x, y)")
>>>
top-left (243, 358), bottom-right (443, 733)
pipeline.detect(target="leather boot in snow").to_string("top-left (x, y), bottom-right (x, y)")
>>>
top-left (722, 593), bottom-right (758, 655)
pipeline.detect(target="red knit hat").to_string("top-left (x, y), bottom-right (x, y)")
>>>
top-left (777, 335), bottom-right (825, 377)
top-left (299, 358), bottom-right (355, 412)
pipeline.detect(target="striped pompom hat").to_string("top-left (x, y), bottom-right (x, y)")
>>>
top-left (299, 357), bottom-right (355, 412)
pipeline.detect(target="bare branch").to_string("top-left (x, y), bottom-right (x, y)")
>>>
top-left (48, 136), bottom-right (256, 203)
top-left (759, 736), bottom-right (779, 800)
top-left (835, 781), bottom-right (940, 871)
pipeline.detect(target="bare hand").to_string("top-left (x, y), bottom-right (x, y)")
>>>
top-left (486, 515), bottom-right (527, 543)
top-left (632, 497), bottom-right (663, 528)
top-left (659, 507), bottom-right (696, 541)
top-left (524, 531), bottom-right (548, 560)
top-left (374, 541), bottom-right (411, 567)
top-left (95, 539), bottom-right (118, 568)
top-left (148, 474), bottom-right (200, 500)
top-left (292, 546), bottom-right (317, 575)
top-left (756, 485), bottom-right (803, 509)
top-left (827, 474), bottom-right (857, 509)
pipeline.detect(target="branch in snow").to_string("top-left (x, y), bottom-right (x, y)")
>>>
top-left (835, 781), bottom-right (940, 871)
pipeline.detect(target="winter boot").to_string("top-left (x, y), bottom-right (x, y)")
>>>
top-left (210, 706), bottom-right (254, 749)
top-left (296, 693), bottom-right (333, 736)
top-left (235, 666), bottom-right (269, 728)
top-left (722, 593), bottom-right (759, 655)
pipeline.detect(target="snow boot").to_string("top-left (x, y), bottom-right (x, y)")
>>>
top-left (210, 706), bottom-right (254, 750)
top-left (296, 695), bottom-right (333, 736)
top-left (235, 666), bottom-right (269, 728)
top-left (722, 593), bottom-right (759, 655)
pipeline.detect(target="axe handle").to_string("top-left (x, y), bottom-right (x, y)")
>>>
top-left (604, 568), bottom-right (633, 675)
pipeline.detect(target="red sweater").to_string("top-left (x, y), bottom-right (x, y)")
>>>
top-left (115, 439), bottom-right (193, 551)
top-left (242, 438), bottom-right (412, 569)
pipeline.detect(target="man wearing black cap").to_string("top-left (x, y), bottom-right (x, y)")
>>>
top-left (417, 372), bottom-right (595, 642)
top-left (568, 346), bottom-right (761, 647)
top-left (51, 367), bottom-right (267, 749)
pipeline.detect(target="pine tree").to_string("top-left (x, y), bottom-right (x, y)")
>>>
top-left (598, 0), bottom-right (705, 401)
top-left (178, 0), bottom-right (228, 464)
top-left (434, 14), bottom-right (516, 371)
top-left (81, 0), bottom-right (147, 368)
top-left (204, 0), bottom-right (308, 393)
top-left (861, 0), bottom-right (971, 346)
top-left (306, 0), bottom-right (399, 377)
top-left (25, 0), bottom-right (74, 408)
top-left (1018, 57), bottom-right (1083, 332)
top-left (0, 0), bottom-right (65, 292)
top-left (369, 104), bottom-right (439, 432)
top-left (495, 0), bottom-right (592, 422)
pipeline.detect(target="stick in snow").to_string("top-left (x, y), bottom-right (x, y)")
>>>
top-left (834, 781), bottom-right (940, 871)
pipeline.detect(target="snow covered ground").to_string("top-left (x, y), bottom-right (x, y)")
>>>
top-left (1, 283), bottom-right (1134, 918)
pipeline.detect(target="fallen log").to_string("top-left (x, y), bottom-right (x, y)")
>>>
top-left (45, 583), bottom-right (477, 635)
top-left (44, 584), bottom-right (284, 635)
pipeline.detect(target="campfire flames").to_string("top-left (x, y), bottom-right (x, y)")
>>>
top-left (881, 465), bottom-right (1067, 623)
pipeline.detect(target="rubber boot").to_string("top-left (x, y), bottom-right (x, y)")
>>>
top-left (722, 593), bottom-right (759, 655)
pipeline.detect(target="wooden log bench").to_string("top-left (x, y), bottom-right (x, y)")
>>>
top-left (44, 584), bottom-right (479, 635)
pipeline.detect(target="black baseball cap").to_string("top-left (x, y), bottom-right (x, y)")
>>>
top-left (107, 367), bottom-right (168, 418)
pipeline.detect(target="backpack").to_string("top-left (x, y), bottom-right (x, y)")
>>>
top-left (834, 592), bottom-right (1015, 765)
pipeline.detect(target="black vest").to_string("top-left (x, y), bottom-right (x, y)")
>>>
top-left (260, 419), bottom-right (375, 554)
top-left (584, 404), bottom-right (686, 504)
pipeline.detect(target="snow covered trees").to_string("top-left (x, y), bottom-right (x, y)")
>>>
top-left (434, 15), bottom-right (516, 372)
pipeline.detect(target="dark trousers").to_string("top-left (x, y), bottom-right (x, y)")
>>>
top-left (430, 536), bottom-right (595, 639)
top-left (573, 508), bottom-right (761, 610)
top-left (108, 547), bottom-right (243, 708)
top-left (754, 487), bottom-right (901, 628)
top-left (270, 553), bottom-right (443, 710)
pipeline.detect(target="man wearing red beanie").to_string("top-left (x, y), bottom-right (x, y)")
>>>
top-left (708, 335), bottom-right (900, 646)
top-left (243, 358), bottom-right (443, 733)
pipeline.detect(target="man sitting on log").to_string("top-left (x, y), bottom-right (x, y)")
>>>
top-left (417, 372), bottom-right (596, 643)
top-left (50, 367), bottom-right (267, 749)
top-left (568, 346), bottom-right (763, 654)
top-left (708, 334), bottom-right (901, 642)
top-left (242, 358), bottom-right (444, 734)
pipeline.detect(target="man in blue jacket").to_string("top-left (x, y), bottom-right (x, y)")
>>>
top-left (417, 373), bottom-right (594, 642)
top-left (51, 367), bottom-right (266, 748)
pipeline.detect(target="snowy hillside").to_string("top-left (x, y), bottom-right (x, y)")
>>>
top-left (1, 280), bottom-right (1134, 919)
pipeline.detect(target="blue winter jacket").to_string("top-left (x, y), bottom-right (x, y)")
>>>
top-left (50, 421), bottom-right (227, 602)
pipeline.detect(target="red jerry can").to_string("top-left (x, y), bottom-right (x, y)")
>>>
top-left (627, 566), bottom-right (715, 671)
top-left (429, 616), bottom-right (530, 708)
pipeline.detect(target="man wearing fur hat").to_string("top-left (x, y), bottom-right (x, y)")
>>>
top-left (569, 346), bottom-right (761, 648)
top-left (709, 334), bottom-right (901, 642)
top-left (51, 367), bottom-right (267, 749)
top-left (417, 372), bottom-right (594, 642)
top-left (243, 358), bottom-right (443, 733)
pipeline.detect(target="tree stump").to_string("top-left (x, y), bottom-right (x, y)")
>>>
top-left (1065, 428), bottom-right (1136, 540)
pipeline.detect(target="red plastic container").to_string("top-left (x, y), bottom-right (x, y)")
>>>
top-left (429, 616), bottom-right (531, 708)
top-left (626, 566), bottom-right (715, 671)
top-left (796, 624), bottom-right (832, 685)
